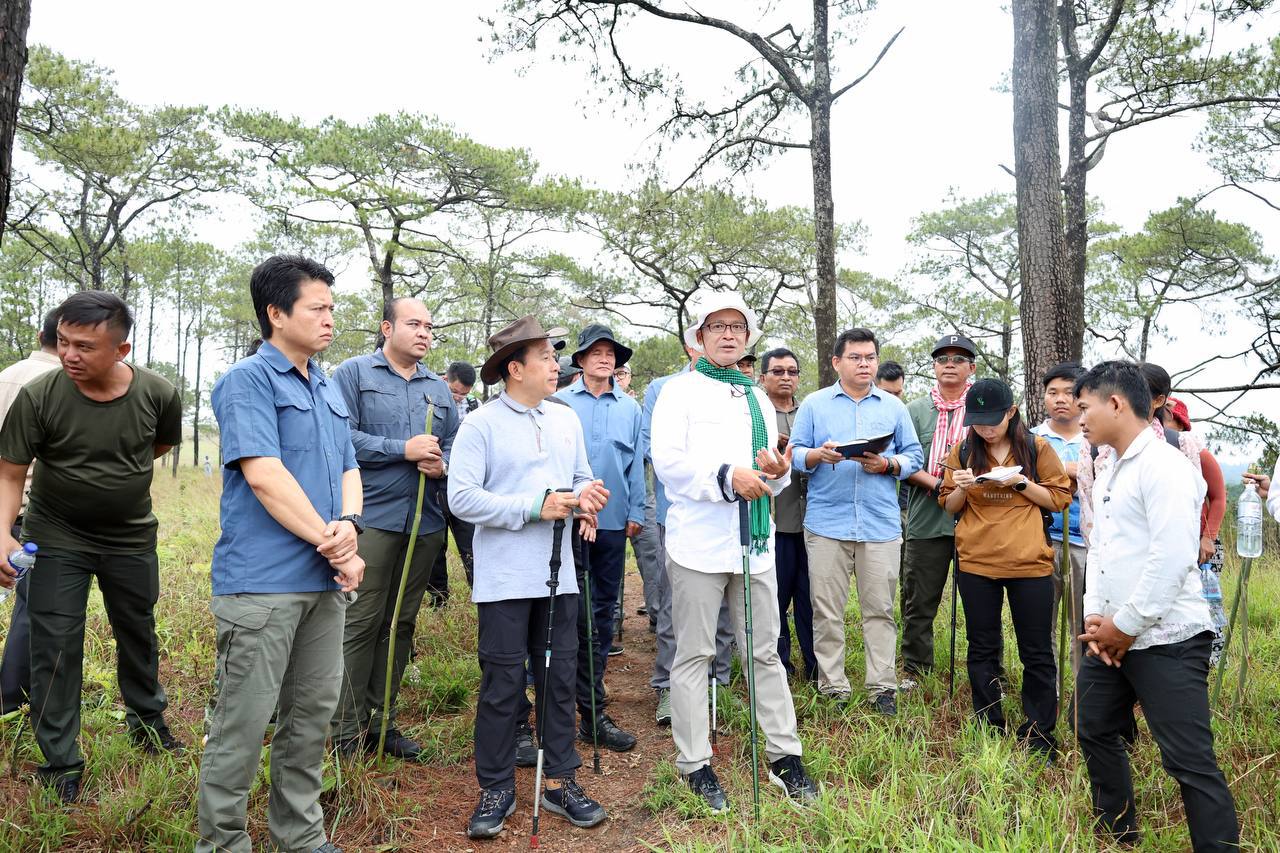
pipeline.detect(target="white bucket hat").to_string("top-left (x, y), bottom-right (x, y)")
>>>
top-left (682, 290), bottom-right (762, 349)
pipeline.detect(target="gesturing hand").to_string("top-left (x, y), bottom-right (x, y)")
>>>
top-left (578, 480), bottom-right (610, 515)
top-left (756, 444), bottom-right (792, 479)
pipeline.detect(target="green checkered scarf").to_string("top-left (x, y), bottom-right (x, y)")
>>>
top-left (694, 357), bottom-right (771, 555)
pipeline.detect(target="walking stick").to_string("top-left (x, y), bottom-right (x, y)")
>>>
top-left (948, 536), bottom-right (960, 702)
top-left (1213, 556), bottom-right (1254, 707)
top-left (376, 402), bottom-right (433, 762)
top-left (709, 661), bottom-right (718, 755)
top-left (1055, 513), bottom-right (1070, 725)
top-left (531, 488), bottom-right (573, 849)
top-left (580, 527), bottom-right (601, 774)
top-left (738, 498), bottom-right (762, 825)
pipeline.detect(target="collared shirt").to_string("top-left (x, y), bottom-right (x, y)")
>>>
top-left (790, 383), bottom-right (923, 543)
top-left (651, 371), bottom-right (789, 575)
top-left (211, 340), bottom-right (357, 595)
top-left (642, 366), bottom-right (691, 526)
top-left (772, 403), bottom-right (806, 534)
top-left (448, 391), bottom-right (594, 603)
top-left (555, 377), bottom-right (645, 531)
top-left (903, 395), bottom-right (955, 541)
top-left (1084, 428), bottom-right (1211, 651)
top-left (0, 350), bottom-right (62, 512)
top-left (330, 350), bottom-right (458, 535)
top-left (1031, 421), bottom-right (1085, 547)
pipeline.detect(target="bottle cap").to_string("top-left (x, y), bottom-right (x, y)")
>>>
top-left (22, 543), bottom-right (37, 554)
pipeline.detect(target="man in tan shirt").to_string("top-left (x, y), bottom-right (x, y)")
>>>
top-left (0, 311), bottom-right (63, 712)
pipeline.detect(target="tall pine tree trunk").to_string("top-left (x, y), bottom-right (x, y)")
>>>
top-left (1013, 0), bottom-right (1074, 422)
top-left (0, 0), bottom-right (30, 242)
top-left (810, 0), bottom-right (838, 388)
top-left (192, 334), bottom-right (203, 467)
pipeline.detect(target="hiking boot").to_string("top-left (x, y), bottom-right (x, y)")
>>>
top-left (682, 765), bottom-right (728, 813)
top-left (467, 787), bottom-right (516, 840)
top-left (821, 689), bottom-right (851, 707)
top-left (312, 842), bottom-right (342, 853)
top-left (655, 688), bottom-right (672, 727)
top-left (579, 714), bottom-right (636, 752)
top-left (366, 727), bottom-right (423, 762)
top-left (768, 755), bottom-right (820, 805)
top-left (131, 724), bottom-right (186, 756)
top-left (514, 721), bottom-right (537, 768)
top-left (541, 776), bottom-right (606, 828)
top-left (871, 691), bottom-right (897, 716)
top-left (42, 773), bottom-right (81, 804)
top-left (608, 642), bottom-right (623, 656)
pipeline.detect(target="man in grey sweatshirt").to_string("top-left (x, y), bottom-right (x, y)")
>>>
top-left (448, 315), bottom-right (611, 840)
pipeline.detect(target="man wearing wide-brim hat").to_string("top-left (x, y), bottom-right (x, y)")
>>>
top-left (554, 323), bottom-right (644, 753)
top-left (448, 315), bottom-right (611, 839)
top-left (650, 291), bottom-right (819, 812)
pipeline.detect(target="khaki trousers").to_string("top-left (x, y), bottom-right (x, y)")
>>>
top-left (804, 533), bottom-right (900, 697)
top-left (668, 557), bottom-right (802, 775)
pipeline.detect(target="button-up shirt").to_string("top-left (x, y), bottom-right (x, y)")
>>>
top-left (330, 350), bottom-right (458, 535)
top-left (772, 404), bottom-right (806, 534)
top-left (211, 340), bottom-right (357, 596)
top-left (555, 377), bottom-right (645, 531)
top-left (1031, 421), bottom-right (1084, 547)
top-left (1084, 428), bottom-right (1211, 650)
top-left (642, 368), bottom-right (686, 526)
top-left (790, 383), bottom-right (923, 543)
top-left (448, 391), bottom-right (594, 603)
top-left (0, 350), bottom-right (62, 512)
top-left (651, 371), bottom-right (789, 575)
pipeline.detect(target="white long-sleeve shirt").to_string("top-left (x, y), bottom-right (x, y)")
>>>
top-left (1268, 457), bottom-right (1280, 522)
top-left (650, 370), bottom-right (788, 575)
top-left (1084, 428), bottom-right (1211, 650)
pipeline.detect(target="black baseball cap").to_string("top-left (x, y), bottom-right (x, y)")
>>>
top-left (963, 378), bottom-right (1015, 427)
top-left (931, 333), bottom-right (977, 358)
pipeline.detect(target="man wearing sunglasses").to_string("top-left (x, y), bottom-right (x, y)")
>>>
top-left (900, 334), bottom-right (979, 683)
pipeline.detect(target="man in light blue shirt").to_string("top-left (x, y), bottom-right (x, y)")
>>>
top-left (1031, 361), bottom-right (1087, 676)
top-left (790, 328), bottom-right (922, 714)
top-left (555, 324), bottom-right (644, 752)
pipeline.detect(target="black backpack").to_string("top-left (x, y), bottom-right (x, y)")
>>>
top-left (958, 433), bottom-right (1054, 543)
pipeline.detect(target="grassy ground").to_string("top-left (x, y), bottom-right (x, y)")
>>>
top-left (0, 467), bottom-right (1275, 851)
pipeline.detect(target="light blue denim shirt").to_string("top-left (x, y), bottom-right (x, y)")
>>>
top-left (790, 382), bottom-right (923, 542)
top-left (1031, 421), bottom-right (1085, 546)
top-left (555, 377), bottom-right (646, 531)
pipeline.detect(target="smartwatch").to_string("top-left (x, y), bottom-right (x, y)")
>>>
top-left (338, 513), bottom-right (366, 534)
top-left (1013, 479), bottom-right (1029, 493)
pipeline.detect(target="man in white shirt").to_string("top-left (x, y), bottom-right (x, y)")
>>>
top-left (1074, 361), bottom-right (1238, 851)
top-left (650, 291), bottom-right (818, 812)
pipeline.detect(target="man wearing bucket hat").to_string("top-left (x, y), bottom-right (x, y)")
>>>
top-left (555, 324), bottom-right (645, 752)
top-left (651, 291), bottom-right (819, 812)
top-left (448, 316), bottom-right (611, 839)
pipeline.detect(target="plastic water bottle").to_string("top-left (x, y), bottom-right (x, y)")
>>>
top-left (1200, 565), bottom-right (1227, 629)
top-left (1, 542), bottom-right (37, 603)
top-left (1237, 483), bottom-right (1264, 558)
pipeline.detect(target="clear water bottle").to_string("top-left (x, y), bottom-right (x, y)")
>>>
top-left (1, 542), bottom-right (37, 603)
top-left (1237, 482), bottom-right (1264, 558)
top-left (1200, 565), bottom-right (1227, 628)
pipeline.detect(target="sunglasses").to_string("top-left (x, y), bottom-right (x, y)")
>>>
top-left (934, 355), bottom-right (975, 365)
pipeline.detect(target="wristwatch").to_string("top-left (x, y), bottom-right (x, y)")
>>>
top-left (338, 513), bottom-right (366, 534)
top-left (1013, 478), bottom-right (1029, 493)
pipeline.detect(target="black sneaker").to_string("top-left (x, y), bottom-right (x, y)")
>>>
top-left (682, 765), bottom-right (728, 813)
top-left (467, 787), bottom-right (517, 840)
top-left (871, 691), bottom-right (897, 716)
top-left (131, 724), bottom-right (186, 756)
top-left (541, 777), bottom-right (606, 828)
top-left (370, 727), bottom-right (423, 762)
top-left (312, 843), bottom-right (342, 853)
top-left (608, 643), bottom-right (623, 656)
top-left (42, 773), bottom-right (81, 804)
top-left (515, 721), bottom-right (537, 768)
top-left (579, 714), bottom-right (636, 752)
top-left (768, 755), bottom-right (820, 805)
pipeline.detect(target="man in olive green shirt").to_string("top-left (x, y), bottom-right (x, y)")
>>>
top-left (0, 291), bottom-right (183, 802)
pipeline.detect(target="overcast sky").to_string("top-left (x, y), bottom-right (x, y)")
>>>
top-left (26, 0), bottom-right (1280, 448)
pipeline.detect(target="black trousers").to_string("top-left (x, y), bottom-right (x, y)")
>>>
top-left (0, 521), bottom-right (30, 713)
top-left (775, 531), bottom-right (817, 681)
top-left (573, 527), bottom-right (627, 721)
top-left (1077, 632), bottom-right (1239, 851)
top-left (426, 484), bottom-right (476, 607)
top-left (475, 594), bottom-right (580, 792)
top-left (956, 571), bottom-right (1057, 752)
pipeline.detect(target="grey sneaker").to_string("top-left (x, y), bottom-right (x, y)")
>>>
top-left (655, 688), bottom-right (672, 727)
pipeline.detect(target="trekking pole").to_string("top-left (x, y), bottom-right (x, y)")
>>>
top-left (948, 535), bottom-right (960, 702)
top-left (709, 661), bottom-right (718, 755)
top-left (1055, 513), bottom-right (1070, 725)
top-left (1212, 556), bottom-right (1253, 706)
top-left (531, 487), bottom-right (573, 849)
top-left (580, 525), bottom-right (601, 774)
top-left (376, 402), bottom-right (432, 762)
top-left (738, 497), bottom-right (762, 825)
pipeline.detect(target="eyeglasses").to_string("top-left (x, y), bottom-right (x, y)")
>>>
top-left (613, 369), bottom-right (631, 378)
top-left (766, 368), bottom-right (800, 377)
top-left (934, 355), bottom-right (974, 365)
top-left (702, 322), bottom-right (749, 336)
top-left (840, 354), bottom-right (878, 365)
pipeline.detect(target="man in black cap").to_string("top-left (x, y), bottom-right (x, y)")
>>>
top-left (900, 333), bottom-right (978, 681)
top-left (736, 353), bottom-right (758, 379)
top-left (554, 324), bottom-right (644, 752)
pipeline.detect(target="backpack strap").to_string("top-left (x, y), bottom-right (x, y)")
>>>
top-left (1164, 426), bottom-right (1180, 449)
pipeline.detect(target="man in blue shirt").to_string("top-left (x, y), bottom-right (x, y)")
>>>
top-left (1031, 361), bottom-right (1087, 677)
top-left (198, 255), bottom-right (365, 853)
top-left (329, 297), bottom-right (459, 762)
top-left (555, 324), bottom-right (644, 752)
top-left (790, 328), bottom-right (923, 715)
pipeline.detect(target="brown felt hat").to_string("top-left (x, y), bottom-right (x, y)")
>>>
top-left (479, 315), bottom-right (569, 385)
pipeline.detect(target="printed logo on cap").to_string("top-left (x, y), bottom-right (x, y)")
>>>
top-left (950, 336), bottom-right (958, 344)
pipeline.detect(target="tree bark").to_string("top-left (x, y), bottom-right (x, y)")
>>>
top-left (192, 334), bottom-right (203, 467)
top-left (1013, 0), bottom-right (1075, 423)
top-left (0, 0), bottom-right (30, 242)
top-left (810, 0), bottom-right (837, 388)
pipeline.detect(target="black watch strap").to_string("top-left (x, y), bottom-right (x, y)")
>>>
top-left (339, 513), bottom-right (365, 534)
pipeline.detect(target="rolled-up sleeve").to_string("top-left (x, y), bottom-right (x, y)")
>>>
top-left (213, 368), bottom-right (281, 467)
